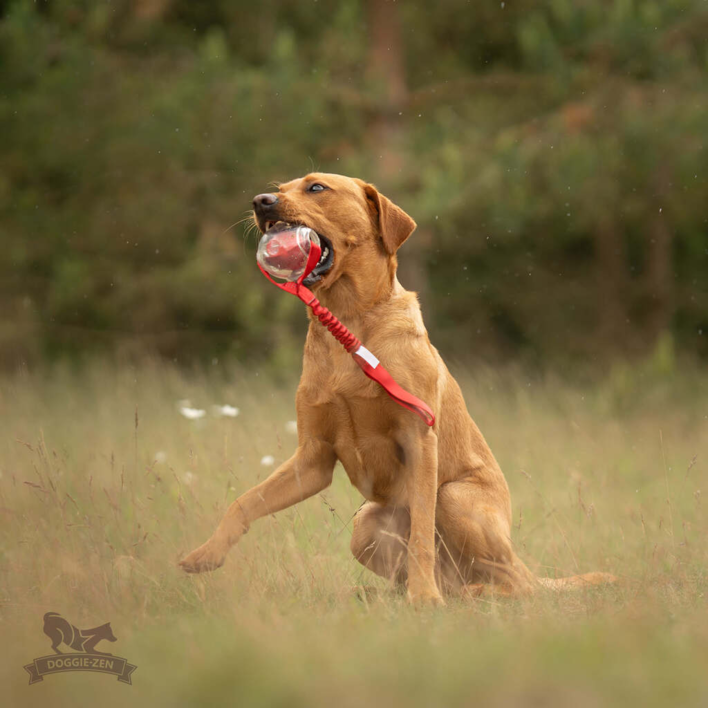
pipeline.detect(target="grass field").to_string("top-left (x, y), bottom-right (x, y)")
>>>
top-left (1, 360), bottom-right (706, 707)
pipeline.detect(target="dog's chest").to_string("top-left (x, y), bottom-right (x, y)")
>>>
top-left (337, 437), bottom-right (405, 505)
top-left (301, 337), bottom-right (410, 504)
top-left (327, 399), bottom-right (407, 505)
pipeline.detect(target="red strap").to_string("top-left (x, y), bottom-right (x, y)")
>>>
top-left (353, 347), bottom-right (435, 426)
top-left (257, 240), bottom-right (435, 427)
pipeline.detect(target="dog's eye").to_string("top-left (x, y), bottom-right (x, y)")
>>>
top-left (307, 183), bottom-right (328, 193)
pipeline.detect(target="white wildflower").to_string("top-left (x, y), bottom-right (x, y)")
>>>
top-left (183, 471), bottom-right (196, 485)
top-left (212, 404), bottom-right (240, 418)
top-left (179, 406), bottom-right (206, 420)
top-left (285, 420), bottom-right (298, 434)
top-left (154, 451), bottom-right (167, 464)
top-left (260, 455), bottom-right (275, 466)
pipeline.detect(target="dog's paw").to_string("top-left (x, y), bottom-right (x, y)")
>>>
top-left (179, 540), bottom-right (227, 574)
top-left (406, 586), bottom-right (445, 608)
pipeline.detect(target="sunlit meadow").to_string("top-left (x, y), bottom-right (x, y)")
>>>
top-left (1, 359), bottom-right (706, 707)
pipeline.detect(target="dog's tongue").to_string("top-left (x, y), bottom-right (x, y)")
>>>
top-left (257, 226), bottom-right (320, 282)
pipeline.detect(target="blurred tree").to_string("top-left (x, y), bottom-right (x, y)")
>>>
top-left (0, 0), bottom-right (706, 371)
top-left (366, 0), bottom-right (406, 179)
top-left (364, 0), bottom-right (428, 303)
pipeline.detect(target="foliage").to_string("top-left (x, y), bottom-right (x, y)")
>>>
top-left (0, 0), bottom-right (706, 370)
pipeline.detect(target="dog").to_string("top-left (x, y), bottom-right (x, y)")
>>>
top-left (179, 173), bottom-right (616, 604)
top-left (43, 612), bottom-right (117, 655)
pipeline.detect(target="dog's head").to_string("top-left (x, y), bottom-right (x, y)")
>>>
top-left (95, 622), bottom-right (117, 642)
top-left (252, 173), bottom-right (416, 290)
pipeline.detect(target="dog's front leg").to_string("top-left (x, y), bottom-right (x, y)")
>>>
top-left (179, 440), bottom-right (336, 573)
top-left (406, 429), bottom-right (444, 606)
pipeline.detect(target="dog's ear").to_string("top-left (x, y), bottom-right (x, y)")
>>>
top-left (363, 183), bottom-right (416, 254)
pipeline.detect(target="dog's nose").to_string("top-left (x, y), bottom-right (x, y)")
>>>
top-left (253, 193), bottom-right (278, 214)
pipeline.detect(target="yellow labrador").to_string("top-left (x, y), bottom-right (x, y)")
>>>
top-left (180, 173), bottom-right (615, 604)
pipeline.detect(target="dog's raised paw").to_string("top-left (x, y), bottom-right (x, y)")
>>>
top-left (179, 541), bottom-right (227, 574)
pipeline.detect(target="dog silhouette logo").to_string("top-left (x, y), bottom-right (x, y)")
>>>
top-left (43, 612), bottom-right (118, 655)
top-left (24, 612), bottom-right (137, 685)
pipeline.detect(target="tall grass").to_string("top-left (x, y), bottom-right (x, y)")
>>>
top-left (1, 360), bottom-right (706, 707)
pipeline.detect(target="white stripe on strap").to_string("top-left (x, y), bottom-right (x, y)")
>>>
top-left (355, 345), bottom-right (379, 369)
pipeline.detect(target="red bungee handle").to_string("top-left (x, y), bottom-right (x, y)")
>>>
top-left (258, 240), bottom-right (435, 427)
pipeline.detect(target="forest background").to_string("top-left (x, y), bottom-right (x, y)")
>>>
top-left (2, 0), bottom-right (706, 376)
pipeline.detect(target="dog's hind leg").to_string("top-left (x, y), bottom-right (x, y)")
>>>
top-left (434, 477), bottom-right (537, 596)
top-left (351, 478), bottom-right (537, 598)
top-left (180, 440), bottom-right (336, 573)
top-left (350, 502), bottom-right (411, 587)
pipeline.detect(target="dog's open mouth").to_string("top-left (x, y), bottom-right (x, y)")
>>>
top-left (263, 220), bottom-right (334, 285)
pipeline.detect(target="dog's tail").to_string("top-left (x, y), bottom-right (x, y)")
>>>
top-left (537, 572), bottom-right (617, 591)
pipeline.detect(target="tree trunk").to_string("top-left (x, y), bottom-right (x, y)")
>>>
top-left (643, 169), bottom-right (674, 348)
top-left (366, 0), bottom-right (428, 304)
top-left (132, 0), bottom-right (172, 21)
top-left (366, 0), bottom-right (407, 179)
top-left (594, 219), bottom-right (629, 353)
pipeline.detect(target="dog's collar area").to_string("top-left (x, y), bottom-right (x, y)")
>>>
top-left (257, 242), bottom-right (435, 427)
